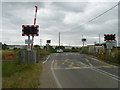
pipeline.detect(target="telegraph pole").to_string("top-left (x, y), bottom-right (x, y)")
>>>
top-left (99, 34), bottom-right (101, 44)
top-left (83, 41), bottom-right (84, 47)
top-left (81, 35), bottom-right (86, 53)
top-left (82, 35), bottom-right (84, 47)
top-left (59, 32), bottom-right (60, 49)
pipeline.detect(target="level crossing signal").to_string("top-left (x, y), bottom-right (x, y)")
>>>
top-left (22, 25), bottom-right (39, 36)
top-left (104, 34), bottom-right (116, 41)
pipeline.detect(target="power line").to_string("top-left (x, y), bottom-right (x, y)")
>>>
top-left (71, 1), bottom-right (120, 30)
top-left (87, 1), bottom-right (120, 23)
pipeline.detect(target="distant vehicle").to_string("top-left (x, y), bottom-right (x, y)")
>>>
top-left (56, 49), bottom-right (63, 53)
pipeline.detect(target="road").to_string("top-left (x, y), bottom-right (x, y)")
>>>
top-left (39, 52), bottom-right (119, 88)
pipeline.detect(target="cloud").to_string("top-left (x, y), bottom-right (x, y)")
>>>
top-left (51, 2), bottom-right (89, 12)
top-left (1, 1), bottom-right (119, 46)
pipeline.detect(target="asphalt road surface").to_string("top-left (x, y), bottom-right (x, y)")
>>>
top-left (39, 52), bottom-right (119, 88)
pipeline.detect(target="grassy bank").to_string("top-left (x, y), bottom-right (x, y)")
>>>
top-left (2, 49), bottom-right (49, 88)
top-left (80, 48), bottom-right (120, 65)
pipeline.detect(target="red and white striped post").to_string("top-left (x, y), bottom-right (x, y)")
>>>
top-left (31, 6), bottom-right (38, 50)
top-left (34, 6), bottom-right (38, 25)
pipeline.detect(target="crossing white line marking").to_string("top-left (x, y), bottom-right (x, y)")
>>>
top-left (78, 60), bottom-right (120, 81)
top-left (85, 59), bottom-right (93, 67)
top-left (52, 65), bottom-right (118, 70)
top-left (91, 67), bottom-right (120, 81)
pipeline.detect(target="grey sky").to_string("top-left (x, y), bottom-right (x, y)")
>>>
top-left (1, 0), bottom-right (119, 46)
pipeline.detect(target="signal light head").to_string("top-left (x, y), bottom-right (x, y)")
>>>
top-left (104, 34), bottom-right (116, 41)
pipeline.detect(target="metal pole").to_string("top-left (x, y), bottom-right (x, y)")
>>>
top-left (99, 34), bottom-right (101, 44)
top-left (83, 41), bottom-right (84, 47)
top-left (27, 36), bottom-right (30, 62)
top-left (59, 32), bottom-right (60, 49)
top-left (34, 6), bottom-right (38, 25)
top-left (115, 41), bottom-right (118, 63)
top-left (28, 36), bottom-right (30, 51)
top-left (48, 44), bottom-right (49, 51)
top-left (82, 35), bottom-right (84, 53)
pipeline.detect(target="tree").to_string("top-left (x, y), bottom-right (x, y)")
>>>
top-left (101, 43), bottom-right (107, 48)
top-left (72, 47), bottom-right (75, 50)
top-left (2, 43), bottom-right (8, 50)
top-left (34, 45), bottom-right (40, 49)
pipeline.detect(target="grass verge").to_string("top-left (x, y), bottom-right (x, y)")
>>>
top-left (2, 62), bottom-right (42, 88)
top-left (80, 49), bottom-right (120, 65)
top-left (2, 49), bottom-right (49, 88)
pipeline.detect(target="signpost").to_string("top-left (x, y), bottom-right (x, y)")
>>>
top-left (22, 25), bottom-right (39, 36)
top-left (106, 41), bottom-right (117, 49)
top-left (46, 40), bottom-right (51, 51)
top-left (47, 40), bottom-right (51, 44)
top-left (104, 34), bottom-right (116, 42)
top-left (21, 6), bottom-right (39, 63)
top-left (22, 25), bottom-right (39, 51)
top-left (22, 6), bottom-right (39, 51)
top-left (82, 38), bottom-right (86, 42)
top-left (82, 38), bottom-right (86, 47)
top-left (104, 34), bottom-right (117, 55)
top-left (81, 35), bottom-right (87, 53)
top-left (104, 34), bottom-right (116, 49)
top-left (25, 39), bottom-right (33, 44)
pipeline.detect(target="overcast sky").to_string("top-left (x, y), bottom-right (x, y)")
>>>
top-left (1, 0), bottom-right (119, 46)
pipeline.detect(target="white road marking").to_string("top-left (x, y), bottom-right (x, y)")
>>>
top-left (53, 67), bottom-right (90, 70)
top-left (42, 55), bottom-right (50, 64)
top-left (89, 63), bottom-right (93, 67)
top-left (85, 59), bottom-right (93, 67)
top-left (62, 62), bottom-right (65, 65)
top-left (52, 65), bottom-right (118, 70)
top-left (91, 67), bottom-right (120, 81)
top-left (51, 53), bottom-right (119, 83)
top-left (78, 61), bottom-right (87, 66)
top-left (51, 60), bottom-right (62, 88)
top-left (78, 60), bottom-right (120, 81)
top-left (86, 59), bottom-right (89, 62)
